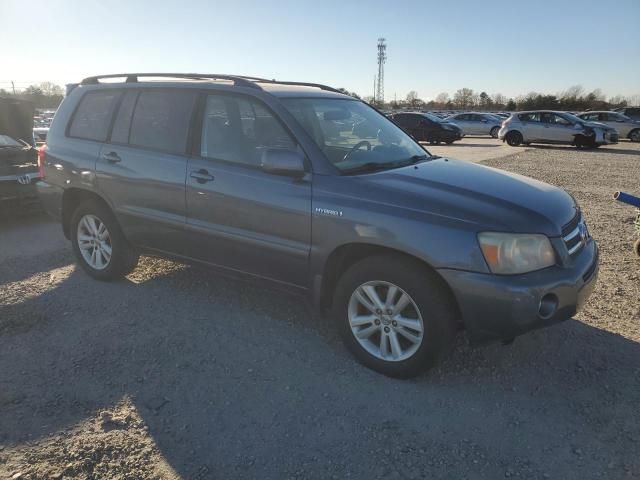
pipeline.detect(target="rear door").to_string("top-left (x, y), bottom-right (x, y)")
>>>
top-left (95, 88), bottom-right (196, 253)
top-left (518, 112), bottom-right (543, 140)
top-left (184, 92), bottom-right (312, 287)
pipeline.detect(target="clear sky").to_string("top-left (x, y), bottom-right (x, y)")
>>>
top-left (2, 0), bottom-right (639, 100)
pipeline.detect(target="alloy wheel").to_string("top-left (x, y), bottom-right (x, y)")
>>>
top-left (347, 281), bottom-right (424, 362)
top-left (77, 214), bottom-right (112, 270)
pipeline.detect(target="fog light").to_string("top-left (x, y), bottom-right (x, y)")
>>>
top-left (538, 294), bottom-right (558, 319)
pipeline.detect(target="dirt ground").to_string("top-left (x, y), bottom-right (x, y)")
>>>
top-left (1, 140), bottom-right (639, 479)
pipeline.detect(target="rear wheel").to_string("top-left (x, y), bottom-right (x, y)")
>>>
top-left (70, 199), bottom-right (139, 280)
top-left (505, 131), bottom-right (522, 146)
top-left (490, 126), bottom-right (500, 138)
top-left (333, 255), bottom-right (457, 378)
top-left (429, 139), bottom-right (440, 145)
top-left (629, 129), bottom-right (640, 142)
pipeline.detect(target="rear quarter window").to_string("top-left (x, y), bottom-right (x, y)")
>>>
top-left (68, 91), bottom-right (120, 141)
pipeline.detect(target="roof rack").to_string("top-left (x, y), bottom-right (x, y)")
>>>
top-left (80, 73), bottom-right (345, 95)
top-left (80, 73), bottom-right (261, 89)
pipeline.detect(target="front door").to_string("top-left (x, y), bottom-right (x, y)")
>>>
top-left (185, 93), bottom-right (312, 287)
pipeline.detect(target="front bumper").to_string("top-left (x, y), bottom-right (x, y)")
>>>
top-left (438, 239), bottom-right (599, 345)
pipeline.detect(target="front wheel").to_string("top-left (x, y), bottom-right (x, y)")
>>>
top-left (629, 129), bottom-right (640, 142)
top-left (490, 126), bottom-right (500, 138)
top-left (333, 255), bottom-right (457, 378)
top-left (71, 200), bottom-right (139, 281)
top-left (505, 131), bottom-right (523, 146)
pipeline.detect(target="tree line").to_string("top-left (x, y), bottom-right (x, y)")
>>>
top-left (2, 82), bottom-right (638, 113)
top-left (0, 82), bottom-right (65, 109)
top-left (368, 86), bottom-right (640, 112)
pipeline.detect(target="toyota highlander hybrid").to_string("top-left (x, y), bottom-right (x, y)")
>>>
top-left (37, 74), bottom-right (599, 377)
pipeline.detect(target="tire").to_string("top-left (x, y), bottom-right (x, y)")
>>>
top-left (429, 139), bottom-right (440, 145)
top-left (490, 126), bottom-right (500, 138)
top-left (505, 131), bottom-right (522, 146)
top-left (634, 238), bottom-right (640, 258)
top-left (445, 139), bottom-right (455, 145)
top-left (629, 129), bottom-right (640, 142)
top-left (332, 254), bottom-right (457, 378)
top-left (70, 199), bottom-right (139, 281)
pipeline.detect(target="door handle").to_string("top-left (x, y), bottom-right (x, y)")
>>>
top-left (102, 152), bottom-right (121, 163)
top-left (190, 169), bottom-right (215, 183)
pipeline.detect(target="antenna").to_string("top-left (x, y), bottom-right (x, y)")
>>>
top-left (375, 38), bottom-right (387, 104)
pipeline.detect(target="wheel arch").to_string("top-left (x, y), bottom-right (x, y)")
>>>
top-left (61, 187), bottom-right (114, 239)
top-left (318, 242), bottom-right (461, 320)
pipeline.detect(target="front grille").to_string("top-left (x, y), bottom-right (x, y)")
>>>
top-left (562, 212), bottom-right (588, 257)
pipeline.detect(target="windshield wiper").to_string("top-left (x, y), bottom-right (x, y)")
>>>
top-left (341, 162), bottom-right (397, 175)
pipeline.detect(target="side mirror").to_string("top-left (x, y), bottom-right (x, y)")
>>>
top-left (261, 148), bottom-right (306, 178)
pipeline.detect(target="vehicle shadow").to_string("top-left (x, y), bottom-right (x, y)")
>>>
top-left (1, 252), bottom-right (639, 478)
top-left (420, 142), bottom-right (500, 148)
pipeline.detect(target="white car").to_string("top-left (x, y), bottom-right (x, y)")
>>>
top-left (445, 112), bottom-right (503, 137)
top-left (498, 111), bottom-right (619, 149)
top-left (577, 111), bottom-right (640, 142)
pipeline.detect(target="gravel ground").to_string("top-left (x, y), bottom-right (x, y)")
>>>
top-left (1, 143), bottom-right (639, 479)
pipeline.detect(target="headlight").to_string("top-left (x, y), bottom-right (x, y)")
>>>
top-left (478, 232), bottom-right (556, 274)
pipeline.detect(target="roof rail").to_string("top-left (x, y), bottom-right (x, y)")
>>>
top-left (80, 73), bottom-right (345, 95)
top-left (234, 76), bottom-right (343, 94)
top-left (80, 73), bottom-right (261, 89)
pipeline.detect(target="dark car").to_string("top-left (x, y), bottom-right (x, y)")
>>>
top-left (37, 73), bottom-right (598, 378)
top-left (389, 112), bottom-right (463, 144)
top-left (614, 107), bottom-right (640, 121)
top-left (0, 97), bottom-right (41, 212)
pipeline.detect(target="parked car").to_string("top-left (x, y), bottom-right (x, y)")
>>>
top-left (444, 112), bottom-right (503, 138)
top-left (33, 127), bottom-right (49, 146)
top-left (37, 73), bottom-right (598, 378)
top-left (0, 97), bottom-right (41, 211)
top-left (499, 111), bottom-right (618, 148)
top-left (577, 111), bottom-right (640, 142)
top-left (389, 112), bottom-right (463, 144)
top-left (614, 107), bottom-right (640, 121)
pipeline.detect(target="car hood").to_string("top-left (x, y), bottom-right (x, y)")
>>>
top-left (355, 158), bottom-right (577, 236)
top-left (440, 122), bottom-right (460, 130)
top-left (0, 97), bottom-right (35, 145)
top-left (582, 121), bottom-right (616, 131)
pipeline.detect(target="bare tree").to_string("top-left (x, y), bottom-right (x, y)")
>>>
top-left (406, 90), bottom-right (422, 109)
top-left (453, 88), bottom-right (474, 109)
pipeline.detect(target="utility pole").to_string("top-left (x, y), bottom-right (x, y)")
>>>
top-left (11, 81), bottom-right (15, 95)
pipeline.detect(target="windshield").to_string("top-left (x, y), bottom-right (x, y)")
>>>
top-left (0, 134), bottom-right (22, 147)
top-left (559, 112), bottom-right (585, 124)
top-left (422, 113), bottom-right (443, 123)
top-left (282, 98), bottom-right (429, 173)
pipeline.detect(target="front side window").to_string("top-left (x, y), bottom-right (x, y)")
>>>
top-left (68, 91), bottom-right (120, 141)
top-left (201, 94), bottom-right (296, 167)
top-left (282, 98), bottom-right (428, 173)
top-left (129, 90), bottom-right (196, 154)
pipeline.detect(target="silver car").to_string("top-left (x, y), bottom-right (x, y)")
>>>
top-left (498, 110), bottom-right (618, 148)
top-left (445, 112), bottom-right (503, 137)
top-left (577, 111), bottom-right (640, 142)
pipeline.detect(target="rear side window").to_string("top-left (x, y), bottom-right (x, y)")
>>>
top-left (68, 91), bottom-right (120, 141)
top-left (519, 113), bottom-right (540, 122)
top-left (111, 91), bottom-right (138, 144)
top-left (129, 90), bottom-right (196, 154)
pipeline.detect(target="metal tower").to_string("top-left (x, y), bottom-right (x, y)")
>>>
top-left (375, 38), bottom-right (387, 104)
